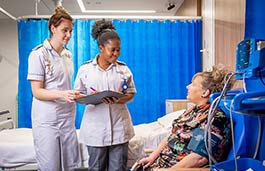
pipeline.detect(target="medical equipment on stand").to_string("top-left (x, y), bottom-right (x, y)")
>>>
top-left (208, 40), bottom-right (265, 170)
top-left (232, 38), bottom-right (265, 162)
top-left (207, 38), bottom-right (265, 171)
top-left (233, 39), bottom-right (265, 114)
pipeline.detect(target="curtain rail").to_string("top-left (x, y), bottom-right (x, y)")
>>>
top-left (18, 15), bottom-right (201, 20)
top-left (0, 7), bottom-right (17, 20)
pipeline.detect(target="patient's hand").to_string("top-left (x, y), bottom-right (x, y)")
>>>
top-left (138, 155), bottom-right (156, 169)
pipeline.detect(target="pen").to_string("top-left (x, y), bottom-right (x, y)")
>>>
top-left (90, 87), bottom-right (97, 91)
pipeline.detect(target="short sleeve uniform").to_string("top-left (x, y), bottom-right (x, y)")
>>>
top-left (74, 56), bottom-right (136, 146)
top-left (28, 39), bottom-right (74, 120)
top-left (27, 39), bottom-right (80, 171)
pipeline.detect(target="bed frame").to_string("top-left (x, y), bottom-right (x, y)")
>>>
top-left (1, 109), bottom-right (185, 170)
top-left (0, 110), bottom-right (14, 130)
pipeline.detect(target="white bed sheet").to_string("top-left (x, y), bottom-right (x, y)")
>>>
top-left (128, 109), bottom-right (185, 166)
top-left (0, 109), bottom-right (185, 169)
top-left (0, 128), bottom-right (35, 167)
top-left (0, 128), bottom-right (89, 169)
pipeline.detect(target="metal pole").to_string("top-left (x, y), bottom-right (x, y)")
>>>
top-left (0, 6), bottom-right (17, 20)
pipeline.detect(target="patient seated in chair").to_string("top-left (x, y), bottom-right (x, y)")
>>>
top-left (136, 65), bottom-right (235, 171)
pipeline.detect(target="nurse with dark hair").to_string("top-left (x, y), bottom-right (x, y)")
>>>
top-left (74, 19), bottom-right (137, 171)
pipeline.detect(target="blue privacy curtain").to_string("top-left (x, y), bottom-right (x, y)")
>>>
top-left (245, 0), bottom-right (265, 40)
top-left (18, 19), bottom-right (202, 128)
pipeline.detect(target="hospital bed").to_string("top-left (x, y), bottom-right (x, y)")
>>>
top-left (0, 109), bottom-right (185, 170)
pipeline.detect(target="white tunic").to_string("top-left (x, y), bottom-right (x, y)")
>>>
top-left (74, 57), bottom-right (136, 146)
top-left (27, 39), bottom-right (80, 171)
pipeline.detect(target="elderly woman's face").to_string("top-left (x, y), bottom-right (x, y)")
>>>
top-left (186, 75), bottom-right (206, 104)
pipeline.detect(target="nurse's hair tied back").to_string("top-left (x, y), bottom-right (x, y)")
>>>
top-left (92, 19), bottom-right (120, 46)
top-left (48, 6), bottom-right (73, 33)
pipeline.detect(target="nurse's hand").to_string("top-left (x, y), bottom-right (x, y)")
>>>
top-left (102, 96), bottom-right (119, 104)
top-left (64, 90), bottom-right (84, 102)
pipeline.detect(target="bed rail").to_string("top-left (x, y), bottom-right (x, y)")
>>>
top-left (0, 110), bottom-right (15, 130)
top-left (0, 110), bottom-right (10, 116)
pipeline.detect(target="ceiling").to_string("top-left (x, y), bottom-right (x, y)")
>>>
top-left (0, 0), bottom-right (184, 20)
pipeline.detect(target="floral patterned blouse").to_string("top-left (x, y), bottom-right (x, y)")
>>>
top-left (151, 103), bottom-right (231, 169)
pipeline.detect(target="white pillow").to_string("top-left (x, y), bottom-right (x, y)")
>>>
top-left (157, 109), bottom-right (185, 129)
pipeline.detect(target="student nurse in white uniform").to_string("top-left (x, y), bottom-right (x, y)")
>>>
top-left (27, 6), bottom-right (82, 171)
top-left (74, 19), bottom-right (137, 171)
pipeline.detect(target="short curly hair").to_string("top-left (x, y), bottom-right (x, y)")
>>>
top-left (194, 65), bottom-right (235, 94)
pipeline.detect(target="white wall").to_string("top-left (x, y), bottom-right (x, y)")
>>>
top-left (0, 19), bottom-right (18, 126)
top-left (201, 0), bottom-right (215, 71)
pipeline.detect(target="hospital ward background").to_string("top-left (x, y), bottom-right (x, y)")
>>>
top-left (1, 0), bottom-right (265, 171)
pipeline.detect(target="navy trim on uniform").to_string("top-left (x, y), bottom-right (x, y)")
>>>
top-left (82, 60), bottom-right (93, 65)
top-left (32, 44), bottom-right (43, 51)
top-left (116, 61), bottom-right (126, 66)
